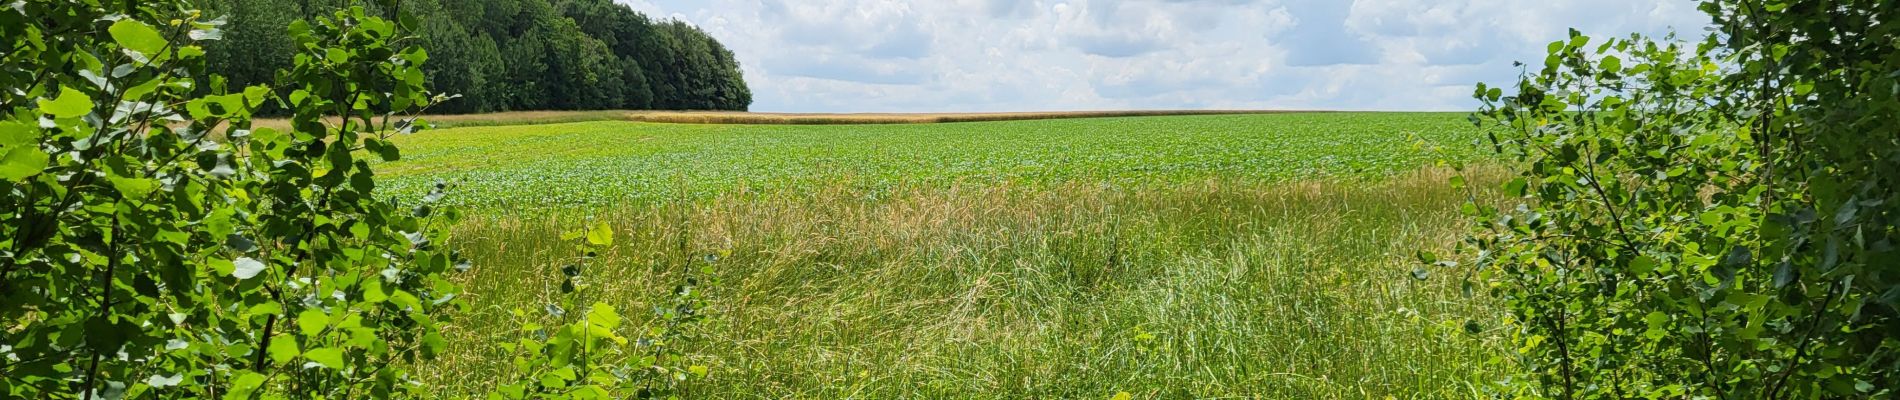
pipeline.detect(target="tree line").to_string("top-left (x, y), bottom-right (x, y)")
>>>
top-left (200, 0), bottom-right (752, 113)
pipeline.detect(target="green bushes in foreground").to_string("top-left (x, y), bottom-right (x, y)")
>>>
top-left (0, 1), bottom-right (460, 397)
top-left (0, 1), bottom-right (698, 398)
top-left (1449, 0), bottom-right (1900, 397)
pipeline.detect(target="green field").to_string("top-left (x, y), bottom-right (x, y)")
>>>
top-left (395, 113), bottom-right (1511, 398)
top-left (380, 113), bottom-right (1489, 208)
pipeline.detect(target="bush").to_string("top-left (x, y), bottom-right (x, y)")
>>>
top-left (2, 2), bottom-right (718, 398)
top-left (1449, 0), bottom-right (1899, 398)
top-left (0, 1), bottom-right (461, 397)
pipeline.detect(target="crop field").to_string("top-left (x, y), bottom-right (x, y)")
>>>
top-left (249, 109), bottom-right (1305, 132)
top-left (390, 112), bottom-right (1513, 398)
top-left (378, 112), bottom-right (1489, 209)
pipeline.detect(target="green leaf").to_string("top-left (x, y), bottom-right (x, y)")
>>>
top-left (0, 146), bottom-right (48, 182)
top-left (232, 257), bottom-right (267, 280)
top-left (1725, 292), bottom-right (1771, 311)
top-left (390, 290), bottom-right (421, 310)
top-left (204, 207), bottom-right (236, 238)
top-left (122, 78), bottom-right (162, 101)
top-left (1643, 312), bottom-right (1669, 340)
top-left (421, 332), bottom-right (447, 358)
top-left (1502, 177), bottom-right (1528, 196)
top-left (246, 302), bottom-right (282, 317)
top-left (363, 278), bottom-right (388, 303)
top-left (0, 121), bottom-right (35, 148)
top-left (304, 347), bottom-right (345, 369)
top-left (267, 337), bottom-right (300, 364)
top-left (208, 258), bottom-right (236, 277)
top-left (1773, 260), bottom-right (1798, 289)
top-left (1111, 392), bottom-right (1134, 400)
top-left (109, 19), bottom-right (169, 57)
top-left (1631, 255), bottom-right (1661, 275)
top-left (298, 309), bottom-right (329, 336)
top-left (288, 19), bottom-right (312, 41)
top-left (144, 373), bottom-right (184, 388)
top-left (1568, 34), bottom-right (1590, 48)
top-left (400, 47), bottom-right (429, 65)
top-left (585, 303), bottom-right (621, 329)
top-left (374, 140), bottom-right (400, 161)
top-left (586, 222), bottom-right (614, 247)
top-left (227, 372), bottom-right (267, 397)
top-left (1600, 55), bottom-right (1622, 72)
top-left (108, 176), bottom-right (157, 198)
top-left (38, 85), bottom-right (92, 118)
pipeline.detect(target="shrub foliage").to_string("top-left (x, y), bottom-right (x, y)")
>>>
top-left (0, 0), bottom-right (467, 397)
top-left (1455, 0), bottom-right (1898, 397)
top-left (2, 1), bottom-right (714, 398)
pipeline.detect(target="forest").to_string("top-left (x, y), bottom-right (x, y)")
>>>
top-left (201, 0), bottom-right (752, 113)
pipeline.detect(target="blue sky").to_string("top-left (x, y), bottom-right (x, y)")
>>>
top-left (616, 0), bottom-right (1712, 113)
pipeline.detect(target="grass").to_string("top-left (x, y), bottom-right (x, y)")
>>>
top-left (387, 112), bottom-right (1512, 398)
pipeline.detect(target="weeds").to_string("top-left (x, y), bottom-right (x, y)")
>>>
top-left (421, 171), bottom-right (1511, 398)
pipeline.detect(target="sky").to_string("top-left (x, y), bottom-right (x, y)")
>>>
top-left (614, 0), bottom-right (1713, 113)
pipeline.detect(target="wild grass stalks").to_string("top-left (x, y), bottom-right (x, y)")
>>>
top-left (418, 167), bottom-right (1512, 399)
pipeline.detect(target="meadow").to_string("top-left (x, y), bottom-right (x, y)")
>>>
top-left (389, 113), bottom-right (1513, 398)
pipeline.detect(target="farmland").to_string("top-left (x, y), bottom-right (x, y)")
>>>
top-left (378, 112), bottom-right (1491, 209)
top-left (385, 113), bottom-right (1515, 398)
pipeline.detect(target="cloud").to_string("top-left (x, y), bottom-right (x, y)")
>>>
top-left (776, 55), bottom-right (934, 85)
top-left (616, 0), bottom-right (1712, 112)
top-left (971, 0), bottom-right (1037, 18)
top-left (1276, 1), bottom-right (1380, 66)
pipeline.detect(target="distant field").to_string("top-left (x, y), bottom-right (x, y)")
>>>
top-left (393, 112), bottom-right (1510, 398)
top-left (253, 109), bottom-right (1309, 131)
top-left (617, 109), bottom-right (1309, 124)
top-left (379, 112), bottom-right (1488, 209)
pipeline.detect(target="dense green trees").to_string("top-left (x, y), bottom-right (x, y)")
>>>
top-left (199, 0), bottom-right (750, 113)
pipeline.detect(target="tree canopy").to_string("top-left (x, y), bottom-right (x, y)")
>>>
top-left (200, 0), bottom-right (751, 113)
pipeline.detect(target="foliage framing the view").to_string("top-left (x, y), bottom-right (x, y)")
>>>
top-left (1452, 0), bottom-right (1898, 398)
top-left (0, 0), bottom-right (471, 397)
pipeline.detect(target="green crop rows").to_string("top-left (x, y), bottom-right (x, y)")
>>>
top-left (380, 113), bottom-right (1485, 209)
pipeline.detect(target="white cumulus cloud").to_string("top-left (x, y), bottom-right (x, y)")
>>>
top-left (618, 0), bottom-right (1711, 112)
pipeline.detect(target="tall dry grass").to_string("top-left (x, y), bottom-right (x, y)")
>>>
top-left (416, 167), bottom-right (1513, 398)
